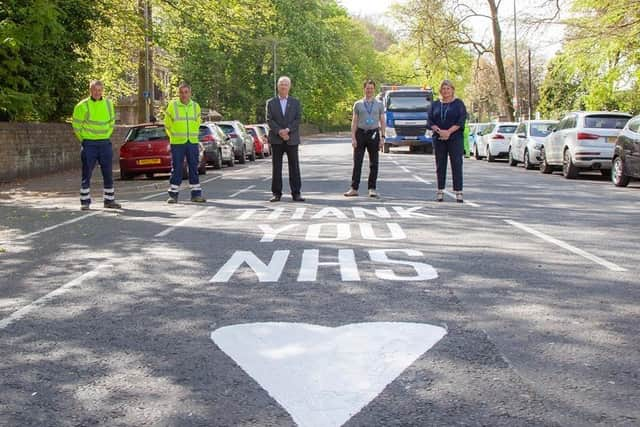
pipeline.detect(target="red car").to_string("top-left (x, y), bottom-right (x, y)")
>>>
top-left (119, 123), bottom-right (207, 180)
top-left (246, 125), bottom-right (270, 158)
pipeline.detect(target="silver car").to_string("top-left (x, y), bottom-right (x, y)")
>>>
top-left (508, 120), bottom-right (557, 169)
top-left (540, 111), bottom-right (631, 178)
top-left (215, 120), bottom-right (256, 164)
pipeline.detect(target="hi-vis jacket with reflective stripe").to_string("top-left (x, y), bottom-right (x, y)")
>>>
top-left (164, 99), bottom-right (201, 144)
top-left (72, 97), bottom-right (115, 141)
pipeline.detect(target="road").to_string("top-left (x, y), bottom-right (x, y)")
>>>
top-left (1, 134), bottom-right (639, 427)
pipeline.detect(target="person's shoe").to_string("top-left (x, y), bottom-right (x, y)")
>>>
top-left (103, 201), bottom-right (122, 209)
top-left (167, 196), bottom-right (178, 204)
top-left (80, 204), bottom-right (90, 211)
top-left (368, 189), bottom-right (378, 198)
top-left (292, 194), bottom-right (306, 202)
top-left (456, 191), bottom-right (464, 203)
top-left (344, 188), bottom-right (358, 197)
top-left (270, 195), bottom-right (281, 202)
top-left (191, 196), bottom-right (206, 203)
top-left (436, 190), bottom-right (444, 202)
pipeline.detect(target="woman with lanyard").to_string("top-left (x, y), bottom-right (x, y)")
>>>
top-left (428, 79), bottom-right (467, 202)
top-left (344, 79), bottom-right (385, 198)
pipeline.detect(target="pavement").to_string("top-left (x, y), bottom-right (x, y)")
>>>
top-left (1, 135), bottom-right (639, 426)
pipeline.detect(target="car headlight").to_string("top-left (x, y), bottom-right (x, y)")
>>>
top-left (386, 127), bottom-right (396, 138)
top-left (534, 143), bottom-right (542, 150)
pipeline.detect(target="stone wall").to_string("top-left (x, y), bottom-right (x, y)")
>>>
top-left (0, 123), bottom-right (130, 183)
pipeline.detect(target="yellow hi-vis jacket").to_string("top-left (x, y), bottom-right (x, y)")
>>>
top-left (72, 97), bottom-right (115, 141)
top-left (164, 99), bottom-right (201, 144)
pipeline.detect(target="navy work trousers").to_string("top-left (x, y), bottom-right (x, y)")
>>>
top-left (168, 142), bottom-right (202, 199)
top-left (434, 138), bottom-right (464, 191)
top-left (80, 139), bottom-right (114, 206)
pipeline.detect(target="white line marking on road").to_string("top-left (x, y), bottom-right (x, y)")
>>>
top-left (412, 174), bottom-right (432, 185)
top-left (262, 176), bottom-right (271, 182)
top-left (140, 192), bottom-right (165, 200)
top-left (0, 262), bottom-right (112, 330)
top-left (10, 212), bottom-right (100, 242)
top-left (229, 185), bottom-right (256, 198)
top-left (211, 322), bottom-right (446, 427)
top-left (155, 207), bottom-right (213, 238)
top-left (202, 175), bottom-right (223, 184)
top-left (400, 166), bottom-right (411, 173)
top-left (443, 190), bottom-right (480, 207)
top-left (505, 219), bottom-right (627, 272)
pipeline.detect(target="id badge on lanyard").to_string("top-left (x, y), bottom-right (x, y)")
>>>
top-left (364, 100), bottom-right (375, 126)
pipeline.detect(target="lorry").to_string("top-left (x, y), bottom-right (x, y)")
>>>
top-left (379, 85), bottom-right (434, 154)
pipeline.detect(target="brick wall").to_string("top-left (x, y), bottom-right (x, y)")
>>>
top-left (0, 123), bottom-right (130, 183)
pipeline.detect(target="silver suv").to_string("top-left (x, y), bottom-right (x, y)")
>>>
top-left (540, 111), bottom-right (631, 178)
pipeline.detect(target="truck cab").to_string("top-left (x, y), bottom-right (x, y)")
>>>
top-left (381, 86), bottom-right (434, 154)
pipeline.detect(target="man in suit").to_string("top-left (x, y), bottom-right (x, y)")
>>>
top-left (266, 76), bottom-right (304, 202)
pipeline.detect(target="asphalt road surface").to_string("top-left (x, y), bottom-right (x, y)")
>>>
top-left (1, 135), bottom-right (639, 427)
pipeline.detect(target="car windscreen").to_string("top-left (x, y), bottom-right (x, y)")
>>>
top-left (497, 125), bottom-right (517, 134)
top-left (584, 115), bottom-right (630, 129)
top-left (199, 127), bottom-right (211, 138)
top-left (530, 123), bottom-right (555, 137)
top-left (126, 126), bottom-right (167, 142)
top-left (386, 93), bottom-right (431, 111)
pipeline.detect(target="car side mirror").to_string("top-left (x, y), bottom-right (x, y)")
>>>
top-left (518, 133), bottom-right (526, 138)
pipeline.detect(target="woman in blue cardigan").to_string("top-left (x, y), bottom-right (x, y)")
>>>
top-left (428, 79), bottom-right (467, 202)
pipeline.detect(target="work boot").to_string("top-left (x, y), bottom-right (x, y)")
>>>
top-left (80, 204), bottom-right (90, 211)
top-left (167, 196), bottom-right (178, 204)
top-left (104, 201), bottom-right (122, 209)
top-left (191, 196), bottom-right (207, 203)
top-left (343, 188), bottom-right (358, 197)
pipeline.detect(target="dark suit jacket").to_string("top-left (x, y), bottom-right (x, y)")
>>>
top-left (266, 96), bottom-right (302, 145)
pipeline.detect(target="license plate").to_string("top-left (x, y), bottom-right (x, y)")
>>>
top-left (395, 120), bottom-right (427, 126)
top-left (137, 158), bottom-right (161, 165)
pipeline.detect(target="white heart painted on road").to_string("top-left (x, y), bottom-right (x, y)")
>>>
top-left (211, 322), bottom-right (447, 427)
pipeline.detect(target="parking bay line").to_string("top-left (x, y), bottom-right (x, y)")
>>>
top-left (0, 262), bottom-right (113, 330)
top-left (505, 219), bottom-right (627, 272)
top-left (155, 207), bottom-right (214, 238)
top-left (4, 211), bottom-right (100, 244)
top-left (229, 185), bottom-right (256, 198)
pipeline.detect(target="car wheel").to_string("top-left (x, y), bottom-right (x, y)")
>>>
top-left (213, 150), bottom-right (223, 169)
top-left (145, 173), bottom-right (154, 179)
top-left (524, 150), bottom-right (534, 170)
top-left (612, 157), bottom-right (630, 187)
top-left (539, 147), bottom-right (553, 174)
top-left (227, 156), bottom-right (235, 167)
top-left (239, 147), bottom-right (246, 164)
top-left (120, 170), bottom-right (134, 180)
top-left (562, 149), bottom-right (579, 179)
top-left (508, 149), bottom-right (517, 166)
top-left (198, 164), bottom-right (206, 175)
top-left (249, 149), bottom-right (256, 162)
top-left (486, 145), bottom-right (495, 162)
top-left (383, 143), bottom-right (390, 153)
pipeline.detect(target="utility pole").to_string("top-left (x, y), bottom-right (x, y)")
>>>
top-left (528, 49), bottom-right (532, 121)
top-left (513, 0), bottom-right (519, 121)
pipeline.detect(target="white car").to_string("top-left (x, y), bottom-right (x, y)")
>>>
top-left (508, 120), bottom-right (557, 169)
top-left (540, 111), bottom-right (631, 178)
top-left (477, 122), bottom-right (518, 162)
top-left (470, 123), bottom-right (492, 159)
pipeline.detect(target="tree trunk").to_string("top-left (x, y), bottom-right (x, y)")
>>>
top-left (488, 0), bottom-right (514, 121)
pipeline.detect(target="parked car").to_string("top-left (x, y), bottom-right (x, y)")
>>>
top-left (215, 120), bottom-right (256, 163)
top-left (540, 111), bottom-right (631, 178)
top-left (611, 114), bottom-right (640, 186)
top-left (471, 123), bottom-right (491, 159)
top-left (475, 122), bottom-right (518, 162)
top-left (246, 125), bottom-right (270, 158)
top-left (199, 122), bottom-right (235, 169)
top-left (508, 120), bottom-right (557, 169)
top-left (119, 123), bottom-right (206, 180)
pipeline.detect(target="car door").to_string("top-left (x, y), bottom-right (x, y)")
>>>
top-left (548, 116), bottom-right (569, 164)
top-left (627, 117), bottom-right (640, 177)
top-left (513, 122), bottom-right (526, 161)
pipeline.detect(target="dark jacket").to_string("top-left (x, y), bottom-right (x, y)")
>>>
top-left (266, 96), bottom-right (302, 145)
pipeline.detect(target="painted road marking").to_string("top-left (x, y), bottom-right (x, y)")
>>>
top-left (4, 212), bottom-right (100, 243)
top-left (211, 322), bottom-right (447, 427)
top-left (0, 262), bottom-right (112, 330)
top-left (505, 219), bottom-right (627, 272)
top-left (229, 185), bottom-right (256, 198)
top-left (155, 207), bottom-right (213, 238)
top-left (400, 165), bottom-right (411, 173)
top-left (412, 174), bottom-right (432, 185)
top-left (140, 192), bottom-right (165, 200)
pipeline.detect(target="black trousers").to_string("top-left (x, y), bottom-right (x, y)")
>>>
top-left (351, 128), bottom-right (380, 190)
top-left (434, 138), bottom-right (463, 191)
top-left (271, 143), bottom-right (301, 196)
